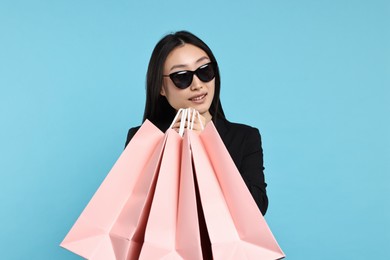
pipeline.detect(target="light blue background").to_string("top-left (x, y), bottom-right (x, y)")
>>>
top-left (0, 0), bottom-right (389, 259)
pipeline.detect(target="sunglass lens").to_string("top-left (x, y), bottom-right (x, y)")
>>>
top-left (196, 63), bottom-right (215, 82)
top-left (170, 71), bottom-right (193, 89)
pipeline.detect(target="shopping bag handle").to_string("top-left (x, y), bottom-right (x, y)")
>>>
top-left (169, 108), bottom-right (187, 137)
top-left (187, 108), bottom-right (204, 131)
top-left (169, 108), bottom-right (204, 136)
top-left (179, 108), bottom-right (188, 136)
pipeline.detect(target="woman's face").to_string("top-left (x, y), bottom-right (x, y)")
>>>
top-left (161, 44), bottom-right (215, 122)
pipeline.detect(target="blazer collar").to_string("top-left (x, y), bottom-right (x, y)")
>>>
top-left (214, 117), bottom-right (229, 140)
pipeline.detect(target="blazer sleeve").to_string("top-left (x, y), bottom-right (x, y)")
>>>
top-left (239, 128), bottom-right (269, 215)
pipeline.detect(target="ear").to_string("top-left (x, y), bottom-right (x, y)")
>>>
top-left (160, 86), bottom-right (166, 96)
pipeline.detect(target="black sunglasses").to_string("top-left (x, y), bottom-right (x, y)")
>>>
top-left (163, 62), bottom-right (217, 89)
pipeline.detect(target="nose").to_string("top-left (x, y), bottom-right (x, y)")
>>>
top-left (190, 74), bottom-right (203, 91)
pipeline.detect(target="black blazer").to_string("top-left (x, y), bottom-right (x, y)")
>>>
top-left (125, 118), bottom-right (268, 215)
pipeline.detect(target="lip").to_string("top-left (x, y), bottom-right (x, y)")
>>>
top-left (189, 93), bottom-right (207, 103)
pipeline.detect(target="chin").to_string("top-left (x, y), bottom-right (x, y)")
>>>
top-left (197, 107), bottom-right (212, 117)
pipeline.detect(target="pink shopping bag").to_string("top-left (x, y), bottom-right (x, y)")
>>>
top-left (138, 129), bottom-right (203, 259)
top-left (189, 123), bottom-right (285, 260)
top-left (61, 120), bottom-right (167, 259)
top-left (176, 130), bottom-right (203, 259)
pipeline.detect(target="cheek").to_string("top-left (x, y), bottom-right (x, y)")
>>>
top-left (163, 85), bottom-right (187, 108)
top-left (208, 82), bottom-right (216, 99)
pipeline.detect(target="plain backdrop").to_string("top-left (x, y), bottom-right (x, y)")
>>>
top-left (0, 0), bottom-right (389, 259)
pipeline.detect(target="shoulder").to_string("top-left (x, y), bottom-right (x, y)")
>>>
top-left (124, 120), bottom-right (170, 148)
top-left (125, 125), bottom-right (141, 148)
top-left (215, 118), bottom-right (262, 153)
top-left (128, 125), bottom-right (141, 138)
top-left (216, 118), bottom-right (261, 140)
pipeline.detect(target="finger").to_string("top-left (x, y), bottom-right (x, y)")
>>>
top-left (195, 115), bottom-right (206, 128)
top-left (191, 121), bottom-right (203, 133)
top-left (172, 121), bottom-right (190, 130)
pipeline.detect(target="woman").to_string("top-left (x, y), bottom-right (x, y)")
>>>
top-left (125, 31), bottom-right (268, 215)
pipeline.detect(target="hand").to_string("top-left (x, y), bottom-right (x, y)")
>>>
top-left (190, 109), bottom-right (206, 133)
top-left (171, 108), bottom-right (206, 134)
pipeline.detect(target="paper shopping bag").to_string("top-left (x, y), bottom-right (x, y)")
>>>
top-left (138, 129), bottom-right (203, 259)
top-left (61, 120), bottom-right (167, 259)
top-left (189, 123), bottom-right (285, 260)
top-left (176, 130), bottom-right (203, 259)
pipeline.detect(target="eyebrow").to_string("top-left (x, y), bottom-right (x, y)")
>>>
top-left (169, 56), bottom-right (210, 72)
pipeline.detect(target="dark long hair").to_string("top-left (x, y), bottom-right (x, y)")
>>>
top-left (143, 31), bottom-right (225, 124)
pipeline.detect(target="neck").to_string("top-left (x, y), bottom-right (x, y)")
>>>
top-left (202, 111), bottom-right (213, 124)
